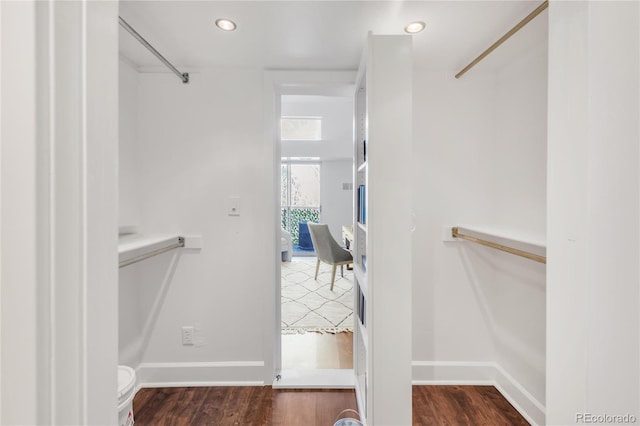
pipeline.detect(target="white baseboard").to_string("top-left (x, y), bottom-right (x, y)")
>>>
top-left (412, 360), bottom-right (545, 425)
top-left (273, 369), bottom-right (354, 389)
top-left (494, 364), bottom-right (545, 426)
top-left (136, 361), bottom-right (266, 388)
top-left (412, 360), bottom-right (496, 385)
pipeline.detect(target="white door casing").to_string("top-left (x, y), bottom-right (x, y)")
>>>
top-left (0, 1), bottom-right (118, 424)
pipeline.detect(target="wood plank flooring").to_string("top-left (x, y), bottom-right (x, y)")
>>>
top-left (133, 387), bottom-right (357, 426)
top-left (133, 385), bottom-right (529, 425)
top-left (281, 332), bottom-right (353, 369)
top-left (413, 385), bottom-right (529, 425)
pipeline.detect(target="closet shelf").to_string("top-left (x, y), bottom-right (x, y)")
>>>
top-left (353, 264), bottom-right (368, 298)
top-left (118, 234), bottom-right (184, 268)
top-left (451, 225), bottom-right (546, 263)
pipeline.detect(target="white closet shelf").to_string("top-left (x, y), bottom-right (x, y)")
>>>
top-left (454, 225), bottom-right (546, 249)
top-left (118, 234), bottom-right (184, 268)
top-left (353, 264), bottom-right (368, 298)
top-left (450, 225), bottom-right (546, 264)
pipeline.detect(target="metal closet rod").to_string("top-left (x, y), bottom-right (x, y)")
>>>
top-left (119, 16), bottom-right (189, 84)
top-left (455, 0), bottom-right (549, 79)
top-left (452, 227), bottom-right (546, 264)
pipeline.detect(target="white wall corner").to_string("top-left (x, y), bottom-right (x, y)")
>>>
top-left (412, 361), bottom-right (495, 385)
top-left (494, 364), bottom-right (545, 426)
top-left (412, 361), bottom-right (546, 425)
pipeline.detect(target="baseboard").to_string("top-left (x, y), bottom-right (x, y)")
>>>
top-left (273, 369), bottom-right (354, 389)
top-left (412, 360), bottom-right (545, 425)
top-left (136, 361), bottom-right (266, 388)
top-left (494, 364), bottom-right (545, 426)
top-left (412, 360), bottom-right (496, 384)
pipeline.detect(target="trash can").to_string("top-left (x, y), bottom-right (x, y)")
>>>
top-left (118, 365), bottom-right (136, 426)
top-left (333, 409), bottom-right (363, 426)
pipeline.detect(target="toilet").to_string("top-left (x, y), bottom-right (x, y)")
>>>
top-left (118, 365), bottom-right (136, 426)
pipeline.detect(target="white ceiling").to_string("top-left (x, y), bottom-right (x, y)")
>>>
top-left (119, 1), bottom-right (546, 73)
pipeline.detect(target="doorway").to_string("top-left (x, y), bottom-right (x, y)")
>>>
top-left (276, 91), bottom-right (355, 383)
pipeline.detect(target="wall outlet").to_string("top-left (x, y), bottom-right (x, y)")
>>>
top-left (181, 326), bottom-right (195, 345)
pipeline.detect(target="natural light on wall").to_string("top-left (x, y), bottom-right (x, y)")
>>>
top-left (280, 116), bottom-right (322, 141)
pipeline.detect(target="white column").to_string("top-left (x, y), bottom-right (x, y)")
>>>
top-left (547, 1), bottom-right (639, 424)
top-left (0, 1), bottom-right (119, 424)
top-left (1, 2), bottom-right (41, 424)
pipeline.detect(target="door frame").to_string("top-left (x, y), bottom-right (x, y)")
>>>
top-left (0, 1), bottom-right (118, 423)
top-left (263, 71), bottom-right (356, 386)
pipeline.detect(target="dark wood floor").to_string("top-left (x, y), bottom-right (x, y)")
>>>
top-left (413, 385), bottom-right (529, 425)
top-left (133, 387), bottom-right (357, 426)
top-left (133, 385), bottom-right (529, 425)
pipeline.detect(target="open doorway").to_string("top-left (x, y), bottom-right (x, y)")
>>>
top-left (278, 94), bottom-right (355, 374)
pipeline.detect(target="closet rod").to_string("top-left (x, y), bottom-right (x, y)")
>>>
top-left (119, 17), bottom-right (189, 84)
top-left (119, 237), bottom-right (185, 268)
top-left (455, 0), bottom-right (548, 79)
top-left (452, 227), bottom-right (546, 264)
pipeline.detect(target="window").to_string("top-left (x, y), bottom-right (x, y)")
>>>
top-left (281, 160), bottom-right (321, 245)
top-left (280, 117), bottom-right (322, 141)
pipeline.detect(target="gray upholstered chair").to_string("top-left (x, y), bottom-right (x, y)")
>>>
top-left (307, 222), bottom-right (353, 291)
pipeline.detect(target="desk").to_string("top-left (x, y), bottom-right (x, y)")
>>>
top-left (342, 224), bottom-right (354, 269)
top-left (342, 224), bottom-right (354, 251)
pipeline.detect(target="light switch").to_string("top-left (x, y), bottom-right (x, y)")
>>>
top-left (227, 196), bottom-right (240, 216)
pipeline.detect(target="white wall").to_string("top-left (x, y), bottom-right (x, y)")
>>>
top-left (320, 159), bottom-right (353, 242)
top-left (125, 68), bottom-right (273, 384)
top-left (119, 60), bottom-right (144, 368)
top-left (547, 2), bottom-right (639, 424)
top-left (490, 17), bottom-right (547, 419)
top-left (281, 96), bottom-right (353, 159)
top-left (119, 59), bottom-right (142, 229)
top-left (412, 70), bottom-right (497, 369)
top-left (1, 3), bottom-right (41, 423)
top-left (411, 11), bottom-right (547, 425)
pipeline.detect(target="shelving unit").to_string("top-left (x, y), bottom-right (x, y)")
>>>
top-left (352, 33), bottom-right (413, 425)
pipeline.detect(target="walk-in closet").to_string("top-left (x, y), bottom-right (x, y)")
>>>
top-left (4, 1), bottom-right (635, 425)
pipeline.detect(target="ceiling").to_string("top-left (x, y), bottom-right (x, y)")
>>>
top-left (119, 1), bottom-right (547, 73)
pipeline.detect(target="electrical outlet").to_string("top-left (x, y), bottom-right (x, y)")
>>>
top-left (181, 326), bottom-right (194, 345)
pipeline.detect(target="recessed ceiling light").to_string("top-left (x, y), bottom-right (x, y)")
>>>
top-left (404, 21), bottom-right (425, 34)
top-left (215, 18), bottom-right (236, 31)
